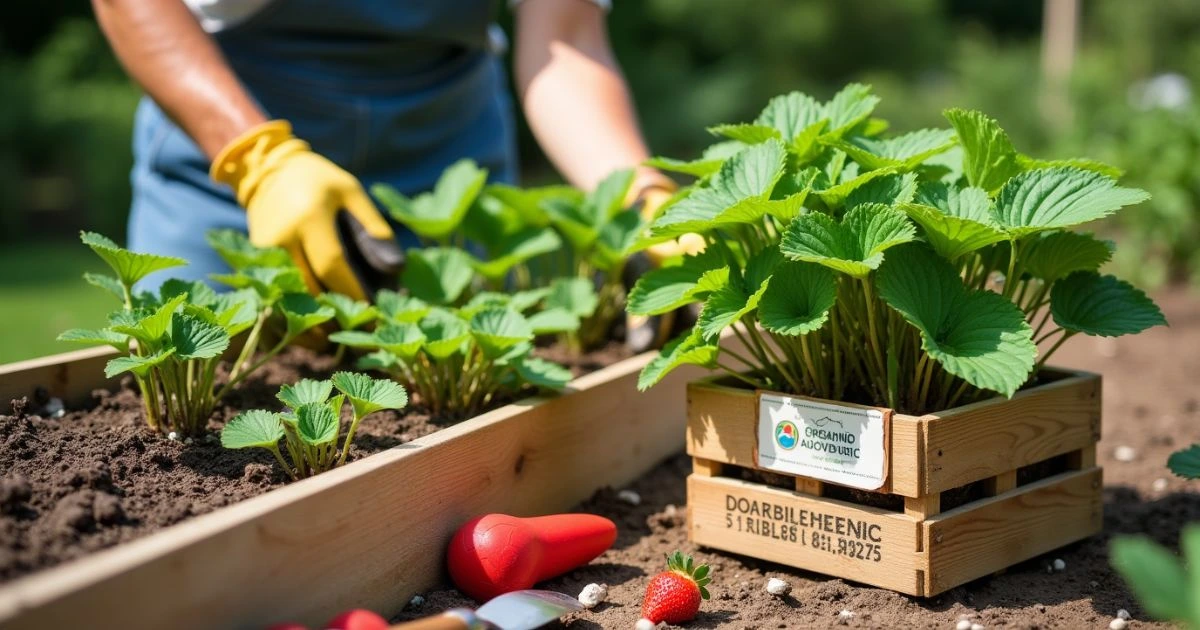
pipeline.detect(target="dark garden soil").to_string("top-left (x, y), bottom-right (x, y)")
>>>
top-left (0, 342), bottom-right (629, 584)
top-left (394, 288), bottom-right (1200, 630)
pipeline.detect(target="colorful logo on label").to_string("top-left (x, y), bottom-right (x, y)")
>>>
top-left (774, 420), bottom-right (798, 450)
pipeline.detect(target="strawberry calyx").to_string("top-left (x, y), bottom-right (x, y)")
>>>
top-left (665, 550), bottom-right (711, 600)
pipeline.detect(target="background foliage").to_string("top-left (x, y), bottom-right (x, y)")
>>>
top-left (2, 0), bottom-right (1197, 361)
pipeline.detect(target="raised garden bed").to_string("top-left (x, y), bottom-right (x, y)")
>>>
top-left (684, 368), bottom-right (1102, 596)
top-left (0, 343), bottom-right (704, 629)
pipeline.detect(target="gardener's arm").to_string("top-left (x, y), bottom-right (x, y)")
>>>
top-left (91, 0), bottom-right (266, 158)
top-left (513, 0), bottom-right (672, 196)
top-left (92, 0), bottom-right (397, 300)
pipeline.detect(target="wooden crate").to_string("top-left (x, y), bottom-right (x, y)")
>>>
top-left (0, 348), bottom-right (711, 630)
top-left (686, 369), bottom-right (1103, 596)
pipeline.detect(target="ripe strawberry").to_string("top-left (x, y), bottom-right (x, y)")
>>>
top-left (640, 551), bottom-right (712, 625)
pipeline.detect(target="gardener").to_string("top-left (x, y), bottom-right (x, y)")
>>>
top-left (93, 0), bottom-right (688, 347)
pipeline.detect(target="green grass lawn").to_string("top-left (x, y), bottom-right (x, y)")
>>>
top-left (0, 241), bottom-right (114, 363)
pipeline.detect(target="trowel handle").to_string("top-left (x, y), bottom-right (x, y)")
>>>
top-left (389, 609), bottom-right (478, 630)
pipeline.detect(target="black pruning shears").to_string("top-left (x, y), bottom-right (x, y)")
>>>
top-left (336, 212), bottom-right (406, 299)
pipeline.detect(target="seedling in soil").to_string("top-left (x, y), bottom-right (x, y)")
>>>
top-left (58, 231), bottom-right (334, 436)
top-left (629, 84), bottom-right (1168, 414)
top-left (330, 296), bottom-right (572, 418)
top-left (221, 372), bottom-right (407, 480)
top-left (1168, 443), bottom-right (1200, 479)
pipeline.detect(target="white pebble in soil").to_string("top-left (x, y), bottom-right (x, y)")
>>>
top-left (1118, 609), bottom-right (1132, 621)
top-left (617, 489), bottom-right (642, 506)
top-left (577, 583), bottom-right (607, 609)
top-left (1113, 445), bottom-right (1137, 462)
top-left (635, 618), bottom-right (657, 630)
top-left (970, 624), bottom-right (985, 630)
top-left (168, 431), bottom-right (179, 441)
top-left (1153, 477), bottom-right (1169, 493)
top-left (765, 577), bottom-right (791, 596)
top-left (1052, 558), bottom-right (1066, 571)
top-left (956, 620), bottom-right (973, 630)
top-left (1109, 618), bottom-right (1128, 630)
top-left (837, 609), bottom-right (855, 625)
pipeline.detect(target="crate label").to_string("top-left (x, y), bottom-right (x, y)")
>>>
top-left (722, 494), bottom-right (884, 563)
top-left (757, 393), bottom-right (887, 490)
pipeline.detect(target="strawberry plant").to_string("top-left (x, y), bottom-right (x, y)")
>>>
top-left (329, 291), bottom-right (572, 418)
top-left (629, 84), bottom-right (1167, 414)
top-left (58, 231), bottom-right (334, 436)
top-left (220, 372), bottom-right (407, 479)
top-left (484, 170), bottom-right (648, 353)
top-left (1111, 526), bottom-right (1200, 629)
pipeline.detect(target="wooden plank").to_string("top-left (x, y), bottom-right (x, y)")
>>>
top-left (0, 351), bottom-right (709, 630)
top-left (922, 467), bottom-right (1103, 596)
top-left (688, 475), bottom-right (922, 595)
top-left (904, 494), bottom-right (940, 519)
top-left (685, 379), bottom-right (757, 466)
top-left (794, 477), bottom-right (823, 497)
top-left (692, 458), bottom-right (724, 477)
top-left (888, 415), bottom-right (925, 498)
top-left (921, 372), bottom-right (1100, 495)
top-left (985, 470), bottom-right (1018, 495)
top-left (0, 347), bottom-right (116, 408)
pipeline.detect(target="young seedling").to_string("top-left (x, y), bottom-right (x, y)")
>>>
top-left (629, 85), bottom-right (1167, 414)
top-left (1111, 525), bottom-right (1200, 628)
top-left (330, 301), bottom-right (572, 418)
top-left (220, 372), bottom-right (407, 479)
top-left (59, 231), bottom-right (334, 436)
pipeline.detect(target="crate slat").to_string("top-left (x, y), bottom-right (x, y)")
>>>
top-left (922, 467), bottom-right (1103, 595)
top-left (688, 475), bottom-right (922, 595)
top-left (0, 347), bottom-right (116, 408)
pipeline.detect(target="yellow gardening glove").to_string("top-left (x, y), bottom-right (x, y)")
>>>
top-left (624, 176), bottom-right (706, 353)
top-left (211, 120), bottom-right (396, 301)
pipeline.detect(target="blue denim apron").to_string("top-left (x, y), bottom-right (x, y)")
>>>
top-left (128, 0), bottom-right (518, 288)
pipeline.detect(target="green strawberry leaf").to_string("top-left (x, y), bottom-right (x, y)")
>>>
top-left (845, 172), bottom-right (919, 210)
top-left (696, 275), bottom-right (771, 342)
top-left (1020, 232), bottom-right (1113, 282)
top-left (482, 183), bottom-right (581, 229)
top-left (402, 247), bottom-right (475, 306)
top-left (943, 108), bottom-right (1022, 193)
top-left (651, 140), bottom-right (788, 238)
top-left (780, 204), bottom-right (916, 278)
top-left (160, 279), bottom-right (220, 308)
top-left (637, 329), bottom-right (719, 391)
top-left (514, 357), bottom-right (573, 391)
top-left (822, 83), bottom-right (880, 136)
top-left (418, 309), bottom-right (471, 359)
top-left (112, 294), bottom-right (187, 344)
top-left (1050, 272), bottom-right (1167, 337)
top-left (277, 378), bottom-right (333, 409)
top-left (645, 142), bottom-right (745, 179)
top-left (80, 231), bottom-right (186, 289)
top-left (470, 308), bottom-right (534, 359)
top-left (205, 229), bottom-right (292, 270)
top-left (527, 308), bottom-right (581, 334)
top-left (376, 159), bottom-right (487, 240)
top-left (758, 262), bottom-right (837, 337)
top-left (331, 371), bottom-right (408, 418)
top-left (318, 293), bottom-right (378, 331)
top-left (545, 277), bottom-right (599, 319)
top-left (1110, 536), bottom-right (1192, 622)
top-left (374, 323), bottom-right (427, 360)
top-left (471, 227), bottom-right (562, 280)
top-left (83, 272), bottom-right (125, 301)
top-left (279, 293), bottom-right (336, 339)
top-left (375, 290), bottom-right (431, 323)
top-left (294, 402), bottom-right (339, 446)
top-left (991, 167), bottom-right (1150, 238)
top-left (211, 266), bottom-right (307, 304)
top-left (834, 128), bottom-right (956, 171)
top-left (357, 349), bottom-right (402, 373)
top-left (708, 123), bottom-right (781, 145)
top-left (877, 244), bottom-right (1036, 397)
top-left (901, 183), bottom-right (1005, 260)
top-left (221, 410), bottom-right (285, 450)
top-left (170, 313), bottom-right (231, 360)
top-left (754, 91), bottom-right (824, 144)
top-left (105, 348), bottom-right (176, 378)
top-left (57, 328), bottom-right (129, 350)
top-left (1168, 444), bottom-right (1200, 480)
top-left (626, 257), bottom-right (729, 317)
top-left (1016, 154), bottom-right (1124, 179)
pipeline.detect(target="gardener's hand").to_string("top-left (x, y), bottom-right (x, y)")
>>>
top-left (211, 120), bottom-right (396, 300)
top-left (623, 175), bottom-right (705, 353)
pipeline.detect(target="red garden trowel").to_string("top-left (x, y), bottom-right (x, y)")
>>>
top-left (337, 212), bottom-right (406, 298)
top-left (389, 590), bottom-right (583, 630)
